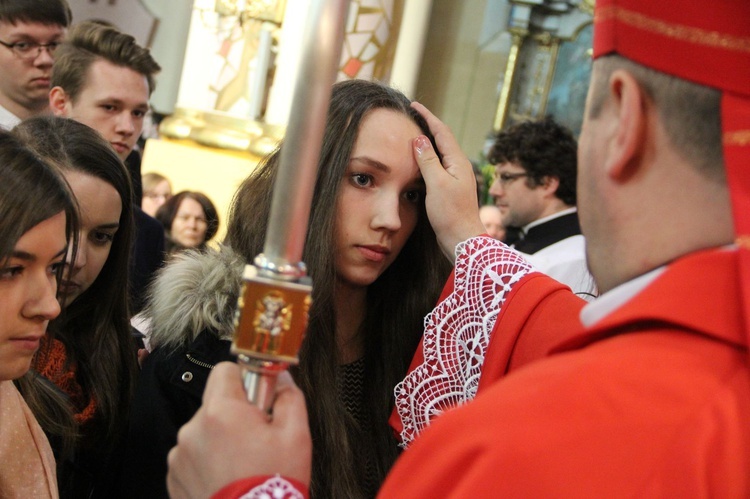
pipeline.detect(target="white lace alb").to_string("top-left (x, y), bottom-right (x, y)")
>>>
top-left (393, 236), bottom-right (533, 447)
top-left (239, 475), bottom-right (305, 499)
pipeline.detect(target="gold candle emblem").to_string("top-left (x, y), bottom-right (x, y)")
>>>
top-left (232, 264), bottom-right (312, 364)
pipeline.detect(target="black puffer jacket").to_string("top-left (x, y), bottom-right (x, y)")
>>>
top-left (116, 247), bottom-right (245, 498)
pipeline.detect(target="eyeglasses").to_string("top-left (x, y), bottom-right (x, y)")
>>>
top-left (493, 171), bottom-right (529, 186)
top-left (0, 40), bottom-right (60, 60)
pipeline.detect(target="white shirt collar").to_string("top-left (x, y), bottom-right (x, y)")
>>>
top-left (579, 266), bottom-right (665, 327)
top-left (522, 207), bottom-right (578, 234)
top-left (0, 105), bottom-right (21, 130)
top-left (580, 245), bottom-right (736, 327)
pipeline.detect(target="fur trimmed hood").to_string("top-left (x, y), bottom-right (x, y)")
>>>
top-left (145, 245), bottom-right (245, 352)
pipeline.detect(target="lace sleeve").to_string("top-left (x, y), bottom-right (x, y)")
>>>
top-left (235, 475), bottom-right (305, 499)
top-left (393, 236), bottom-right (533, 447)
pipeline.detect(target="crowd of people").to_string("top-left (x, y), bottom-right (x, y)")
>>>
top-left (1, 0), bottom-right (748, 498)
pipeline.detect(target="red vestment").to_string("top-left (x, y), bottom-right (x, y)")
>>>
top-left (215, 247), bottom-right (750, 498)
top-left (379, 247), bottom-right (750, 497)
top-left (391, 237), bottom-right (586, 446)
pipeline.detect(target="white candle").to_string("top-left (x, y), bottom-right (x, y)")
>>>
top-left (265, 0), bottom-right (348, 264)
top-left (248, 22), bottom-right (274, 120)
top-left (265, 0), bottom-right (313, 126)
top-left (390, 0), bottom-right (434, 99)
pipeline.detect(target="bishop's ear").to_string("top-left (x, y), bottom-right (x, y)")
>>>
top-left (605, 69), bottom-right (648, 182)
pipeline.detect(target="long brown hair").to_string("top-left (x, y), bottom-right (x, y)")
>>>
top-left (0, 128), bottom-right (80, 453)
top-left (0, 131), bottom-right (77, 272)
top-left (14, 116), bottom-right (138, 451)
top-left (226, 79), bottom-right (451, 497)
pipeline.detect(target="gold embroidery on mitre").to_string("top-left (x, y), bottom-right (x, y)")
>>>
top-left (736, 235), bottom-right (750, 249)
top-left (724, 130), bottom-right (750, 147)
top-left (596, 6), bottom-right (750, 54)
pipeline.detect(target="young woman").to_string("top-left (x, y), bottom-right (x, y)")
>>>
top-left (0, 130), bottom-right (78, 498)
top-left (155, 190), bottom-right (219, 254)
top-left (141, 172), bottom-right (173, 217)
top-left (122, 80), bottom-right (451, 498)
top-left (13, 116), bottom-right (138, 498)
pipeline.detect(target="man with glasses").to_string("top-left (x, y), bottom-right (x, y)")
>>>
top-left (0, 0), bottom-right (70, 130)
top-left (488, 116), bottom-right (597, 299)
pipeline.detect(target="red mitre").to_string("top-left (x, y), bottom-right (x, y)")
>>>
top-left (593, 0), bottom-right (750, 340)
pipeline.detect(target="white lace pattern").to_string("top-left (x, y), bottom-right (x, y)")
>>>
top-left (393, 236), bottom-right (533, 447)
top-left (239, 474), bottom-right (305, 499)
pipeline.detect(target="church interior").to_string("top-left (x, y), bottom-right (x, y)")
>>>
top-left (70, 0), bottom-right (594, 239)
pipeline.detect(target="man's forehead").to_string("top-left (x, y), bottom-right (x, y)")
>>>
top-left (495, 161), bottom-right (524, 172)
top-left (0, 20), bottom-right (65, 37)
top-left (79, 60), bottom-right (150, 106)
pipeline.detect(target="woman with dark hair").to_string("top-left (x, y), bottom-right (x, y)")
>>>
top-left (0, 130), bottom-right (78, 498)
top-left (13, 116), bottom-right (138, 498)
top-left (155, 190), bottom-right (219, 254)
top-left (122, 79), bottom-right (451, 498)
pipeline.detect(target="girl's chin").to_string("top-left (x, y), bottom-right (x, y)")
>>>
top-left (335, 273), bottom-right (381, 291)
top-left (61, 290), bottom-right (83, 308)
top-left (61, 297), bottom-right (73, 309)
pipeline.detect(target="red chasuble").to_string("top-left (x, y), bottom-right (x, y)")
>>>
top-left (380, 248), bottom-right (750, 497)
top-left (390, 237), bottom-right (585, 446)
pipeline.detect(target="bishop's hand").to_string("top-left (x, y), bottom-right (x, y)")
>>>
top-left (411, 102), bottom-right (486, 262)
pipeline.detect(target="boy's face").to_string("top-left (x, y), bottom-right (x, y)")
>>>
top-left (51, 58), bottom-right (150, 160)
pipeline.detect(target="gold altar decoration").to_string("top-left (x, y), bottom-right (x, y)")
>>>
top-left (160, 0), bottom-right (286, 156)
top-left (493, 0), bottom-right (594, 136)
top-left (214, 0), bottom-right (287, 23)
top-left (160, 0), bottom-right (404, 156)
top-left (159, 107), bottom-right (285, 157)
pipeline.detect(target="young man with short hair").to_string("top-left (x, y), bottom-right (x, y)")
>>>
top-left (50, 20), bottom-right (163, 313)
top-left (49, 20), bottom-right (160, 164)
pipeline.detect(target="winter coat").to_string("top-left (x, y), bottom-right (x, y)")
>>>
top-left (116, 247), bottom-right (245, 498)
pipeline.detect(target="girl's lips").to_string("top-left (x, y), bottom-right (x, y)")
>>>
top-left (10, 335), bottom-right (43, 351)
top-left (357, 245), bottom-right (389, 263)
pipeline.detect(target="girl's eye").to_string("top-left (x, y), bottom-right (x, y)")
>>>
top-left (0, 266), bottom-right (23, 280)
top-left (405, 190), bottom-right (423, 204)
top-left (50, 261), bottom-right (66, 275)
top-left (351, 173), bottom-right (373, 188)
top-left (91, 231), bottom-right (115, 245)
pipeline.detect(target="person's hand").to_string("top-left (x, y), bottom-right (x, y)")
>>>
top-left (167, 363), bottom-right (312, 499)
top-left (412, 102), bottom-right (486, 261)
